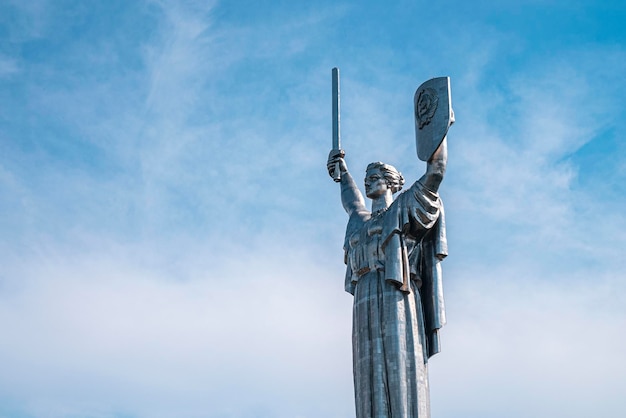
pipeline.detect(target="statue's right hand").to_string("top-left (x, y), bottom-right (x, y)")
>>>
top-left (327, 149), bottom-right (347, 179)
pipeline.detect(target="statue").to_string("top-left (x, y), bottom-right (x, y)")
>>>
top-left (327, 69), bottom-right (454, 418)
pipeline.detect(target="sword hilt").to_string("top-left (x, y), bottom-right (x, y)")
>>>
top-left (330, 148), bottom-right (344, 182)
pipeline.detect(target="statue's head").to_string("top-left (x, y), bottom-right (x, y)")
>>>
top-left (365, 162), bottom-right (405, 198)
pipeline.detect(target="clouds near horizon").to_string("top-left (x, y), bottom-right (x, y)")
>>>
top-left (0, 1), bottom-right (625, 417)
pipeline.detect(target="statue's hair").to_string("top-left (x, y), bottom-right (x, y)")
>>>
top-left (366, 162), bottom-right (405, 193)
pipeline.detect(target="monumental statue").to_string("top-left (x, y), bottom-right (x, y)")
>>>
top-left (327, 68), bottom-right (454, 418)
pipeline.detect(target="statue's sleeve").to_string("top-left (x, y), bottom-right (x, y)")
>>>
top-left (407, 180), bottom-right (442, 233)
top-left (382, 180), bottom-right (447, 359)
top-left (420, 207), bottom-right (447, 358)
top-left (381, 180), bottom-right (443, 283)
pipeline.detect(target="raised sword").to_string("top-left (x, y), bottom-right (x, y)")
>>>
top-left (331, 67), bottom-right (343, 182)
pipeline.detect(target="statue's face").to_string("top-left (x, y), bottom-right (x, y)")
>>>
top-left (364, 168), bottom-right (388, 199)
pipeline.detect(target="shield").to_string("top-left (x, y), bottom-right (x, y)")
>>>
top-left (414, 77), bottom-right (453, 161)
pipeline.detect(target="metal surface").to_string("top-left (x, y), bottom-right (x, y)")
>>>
top-left (327, 74), bottom-right (453, 418)
top-left (331, 67), bottom-right (342, 182)
top-left (414, 77), bottom-right (454, 162)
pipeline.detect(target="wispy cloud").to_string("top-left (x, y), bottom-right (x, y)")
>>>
top-left (1, 1), bottom-right (625, 417)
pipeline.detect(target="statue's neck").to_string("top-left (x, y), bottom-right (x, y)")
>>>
top-left (371, 192), bottom-right (393, 214)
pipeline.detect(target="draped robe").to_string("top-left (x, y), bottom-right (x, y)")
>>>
top-left (343, 180), bottom-right (447, 418)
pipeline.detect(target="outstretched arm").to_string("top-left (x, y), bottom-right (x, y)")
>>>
top-left (418, 137), bottom-right (447, 193)
top-left (327, 150), bottom-right (367, 216)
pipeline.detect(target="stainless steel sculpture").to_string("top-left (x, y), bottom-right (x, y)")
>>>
top-left (327, 71), bottom-right (454, 418)
top-left (331, 67), bottom-right (343, 182)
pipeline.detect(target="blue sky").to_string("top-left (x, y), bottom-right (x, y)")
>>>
top-left (0, 1), bottom-right (625, 417)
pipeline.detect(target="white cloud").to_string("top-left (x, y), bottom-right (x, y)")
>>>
top-left (0, 236), bottom-right (355, 418)
top-left (443, 45), bottom-right (626, 263)
top-left (1, 1), bottom-right (625, 417)
top-left (3, 233), bottom-right (624, 418)
top-left (431, 266), bottom-right (626, 418)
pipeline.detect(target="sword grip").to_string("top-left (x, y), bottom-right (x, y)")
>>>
top-left (329, 148), bottom-right (345, 183)
top-left (333, 161), bottom-right (341, 182)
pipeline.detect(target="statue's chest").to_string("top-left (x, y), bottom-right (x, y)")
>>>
top-left (348, 215), bottom-right (385, 274)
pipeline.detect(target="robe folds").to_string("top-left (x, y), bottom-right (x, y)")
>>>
top-left (343, 180), bottom-right (447, 418)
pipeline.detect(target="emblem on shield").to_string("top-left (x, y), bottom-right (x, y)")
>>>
top-left (416, 88), bottom-right (438, 129)
top-left (414, 77), bottom-right (453, 161)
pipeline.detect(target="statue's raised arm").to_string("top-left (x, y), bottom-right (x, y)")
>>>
top-left (419, 137), bottom-right (448, 192)
top-left (327, 150), bottom-right (367, 217)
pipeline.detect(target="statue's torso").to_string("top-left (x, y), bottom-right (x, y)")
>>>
top-left (348, 212), bottom-right (385, 279)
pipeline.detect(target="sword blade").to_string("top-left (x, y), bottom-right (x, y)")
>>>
top-left (332, 67), bottom-right (340, 150)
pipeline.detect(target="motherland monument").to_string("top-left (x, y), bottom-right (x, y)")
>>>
top-left (327, 68), bottom-right (454, 418)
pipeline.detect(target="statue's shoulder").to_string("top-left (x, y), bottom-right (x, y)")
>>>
top-left (396, 180), bottom-right (439, 204)
top-left (347, 210), bottom-right (370, 231)
top-left (389, 180), bottom-right (420, 209)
